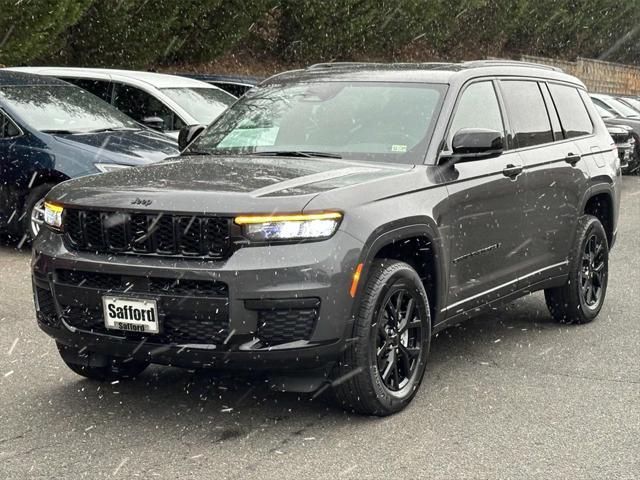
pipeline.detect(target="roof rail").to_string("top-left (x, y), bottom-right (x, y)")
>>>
top-left (462, 59), bottom-right (563, 72)
top-left (307, 62), bottom-right (388, 69)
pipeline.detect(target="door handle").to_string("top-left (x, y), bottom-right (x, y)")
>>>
top-left (565, 153), bottom-right (581, 165)
top-left (502, 164), bottom-right (523, 178)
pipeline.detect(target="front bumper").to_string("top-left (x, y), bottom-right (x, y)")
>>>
top-left (32, 228), bottom-right (363, 376)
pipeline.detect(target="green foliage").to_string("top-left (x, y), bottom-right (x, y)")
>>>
top-left (0, 0), bottom-right (92, 66)
top-left (276, 0), bottom-right (640, 64)
top-left (3, 0), bottom-right (640, 69)
top-left (57, 0), bottom-right (273, 68)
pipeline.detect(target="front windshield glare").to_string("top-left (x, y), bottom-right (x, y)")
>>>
top-left (161, 87), bottom-right (235, 124)
top-left (0, 85), bottom-right (139, 132)
top-left (190, 82), bottom-right (446, 164)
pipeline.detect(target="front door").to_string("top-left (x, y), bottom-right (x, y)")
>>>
top-left (439, 80), bottom-right (526, 317)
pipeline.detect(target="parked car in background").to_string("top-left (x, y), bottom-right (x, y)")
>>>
top-left (615, 95), bottom-right (640, 114)
top-left (34, 61), bottom-right (619, 416)
top-left (5, 68), bottom-right (236, 139)
top-left (607, 125), bottom-right (636, 173)
top-left (179, 73), bottom-right (262, 97)
top-left (590, 93), bottom-right (640, 119)
top-left (0, 71), bottom-right (179, 240)
top-left (593, 101), bottom-right (640, 174)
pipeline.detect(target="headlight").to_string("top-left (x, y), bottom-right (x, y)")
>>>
top-left (44, 202), bottom-right (64, 230)
top-left (95, 163), bottom-right (131, 173)
top-left (235, 212), bottom-right (342, 242)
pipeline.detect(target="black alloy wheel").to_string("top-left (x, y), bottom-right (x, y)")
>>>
top-left (375, 288), bottom-right (423, 392)
top-left (580, 234), bottom-right (606, 309)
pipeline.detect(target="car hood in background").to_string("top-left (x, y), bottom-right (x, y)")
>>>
top-left (47, 155), bottom-right (415, 214)
top-left (51, 129), bottom-right (179, 166)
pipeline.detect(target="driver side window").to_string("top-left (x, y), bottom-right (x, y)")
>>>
top-left (448, 81), bottom-right (504, 149)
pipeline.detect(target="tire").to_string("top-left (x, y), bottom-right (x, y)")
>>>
top-left (332, 259), bottom-right (431, 416)
top-left (544, 215), bottom-right (609, 324)
top-left (57, 342), bottom-right (149, 381)
top-left (21, 183), bottom-right (56, 241)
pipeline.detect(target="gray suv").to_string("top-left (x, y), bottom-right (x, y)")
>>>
top-left (32, 61), bottom-right (621, 416)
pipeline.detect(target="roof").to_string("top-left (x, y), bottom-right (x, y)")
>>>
top-left (178, 73), bottom-right (262, 86)
top-left (4, 67), bottom-right (215, 89)
top-left (263, 60), bottom-right (585, 88)
top-left (0, 70), bottom-right (71, 87)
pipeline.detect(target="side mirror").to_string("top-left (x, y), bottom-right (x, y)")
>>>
top-left (450, 128), bottom-right (504, 162)
top-left (178, 124), bottom-right (206, 151)
top-left (142, 116), bottom-right (165, 131)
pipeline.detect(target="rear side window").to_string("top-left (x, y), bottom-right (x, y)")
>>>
top-left (63, 78), bottom-right (112, 103)
top-left (548, 84), bottom-right (593, 138)
top-left (501, 80), bottom-right (553, 148)
top-left (448, 81), bottom-right (504, 148)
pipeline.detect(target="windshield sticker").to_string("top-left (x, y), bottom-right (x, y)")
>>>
top-left (391, 144), bottom-right (407, 152)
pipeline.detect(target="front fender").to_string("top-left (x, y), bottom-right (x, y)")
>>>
top-left (349, 216), bottom-right (448, 325)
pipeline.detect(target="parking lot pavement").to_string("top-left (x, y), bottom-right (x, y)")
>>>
top-left (1, 177), bottom-right (638, 480)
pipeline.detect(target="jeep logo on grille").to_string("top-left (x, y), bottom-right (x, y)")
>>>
top-left (131, 197), bottom-right (153, 206)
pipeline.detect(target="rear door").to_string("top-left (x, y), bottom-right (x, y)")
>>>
top-left (440, 80), bottom-right (527, 316)
top-left (500, 79), bottom-right (592, 287)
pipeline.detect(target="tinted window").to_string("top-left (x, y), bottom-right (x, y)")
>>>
top-left (0, 112), bottom-right (21, 138)
top-left (63, 78), bottom-right (112, 103)
top-left (501, 81), bottom-right (553, 148)
top-left (192, 82), bottom-right (446, 164)
top-left (548, 84), bottom-right (593, 138)
top-left (448, 81), bottom-right (504, 148)
top-left (112, 83), bottom-right (185, 131)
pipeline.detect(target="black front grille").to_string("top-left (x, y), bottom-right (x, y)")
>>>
top-left (63, 209), bottom-right (232, 259)
top-left (55, 269), bottom-right (228, 297)
top-left (256, 305), bottom-right (319, 345)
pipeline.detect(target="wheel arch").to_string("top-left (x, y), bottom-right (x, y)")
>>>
top-left (580, 183), bottom-right (615, 247)
top-left (351, 217), bottom-right (448, 325)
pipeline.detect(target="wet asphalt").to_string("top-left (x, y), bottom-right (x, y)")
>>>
top-left (0, 176), bottom-right (638, 479)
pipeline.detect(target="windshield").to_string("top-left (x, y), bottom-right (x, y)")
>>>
top-left (0, 85), bottom-right (139, 132)
top-left (161, 87), bottom-right (235, 124)
top-left (618, 96), bottom-right (640, 112)
top-left (595, 103), bottom-right (614, 118)
top-left (605, 96), bottom-right (640, 117)
top-left (190, 82), bottom-right (446, 164)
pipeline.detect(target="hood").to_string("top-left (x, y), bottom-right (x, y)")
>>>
top-left (48, 154), bottom-right (414, 214)
top-left (50, 129), bottom-right (179, 166)
top-left (603, 117), bottom-right (640, 136)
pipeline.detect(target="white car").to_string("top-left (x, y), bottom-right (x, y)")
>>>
top-left (590, 92), bottom-right (640, 119)
top-left (5, 67), bottom-right (236, 138)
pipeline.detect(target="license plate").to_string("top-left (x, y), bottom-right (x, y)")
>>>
top-left (103, 296), bottom-right (159, 334)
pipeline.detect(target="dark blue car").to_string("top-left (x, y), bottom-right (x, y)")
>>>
top-left (0, 71), bottom-right (179, 240)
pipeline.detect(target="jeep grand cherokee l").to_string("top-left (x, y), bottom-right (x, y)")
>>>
top-left (32, 61), bottom-right (620, 416)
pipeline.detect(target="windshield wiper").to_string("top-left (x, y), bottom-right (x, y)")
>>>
top-left (41, 129), bottom-right (82, 135)
top-left (84, 127), bottom-right (141, 133)
top-left (249, 150), bottom-right (342, 159)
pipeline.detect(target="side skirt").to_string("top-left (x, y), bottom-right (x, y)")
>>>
top-left (432, 274), bottom-right (567, 335)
